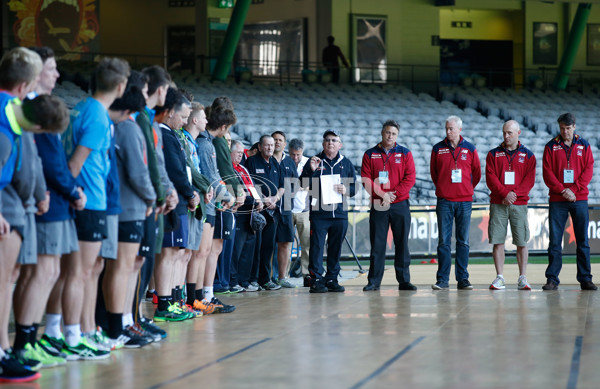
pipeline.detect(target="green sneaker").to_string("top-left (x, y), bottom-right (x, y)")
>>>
top-left (36, 338), bottom-right (68, 361)
top-left (9, 347), bottom-right (42, 371)
top-left (173, 302), bottom-right (195, 320)
top-left (154, 303), bottom-right (189, 322)
top-left (62, 337), bottom-right (110, 360)
top-left (33, 342), bottom-right (66, 367)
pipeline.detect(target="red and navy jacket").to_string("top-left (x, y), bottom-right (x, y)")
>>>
top-left (430, 136), bottom-right (481, 202)
top-left (361, 143), bottom-right (415, 204)
top-left (543, 134), bottom-right (594, 202)
top-left (485, 142), bottom-right (536, 205)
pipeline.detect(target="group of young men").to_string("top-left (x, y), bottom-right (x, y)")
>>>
top-left (0, 46), bottom-right (596, 384)
top-left (361, 115), bottom-right (596, 294)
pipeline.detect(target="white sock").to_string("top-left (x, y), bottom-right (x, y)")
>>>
top-left (203, 286), bottom-right (214, 301)
top-left (64, 324), bottom-right (81, 347)
top-left (44, 313), bottom-right (63, 339)
top-left (497, 274), bottom-right (504, 279)
top-left (122, 313), bottom-right (134, 329)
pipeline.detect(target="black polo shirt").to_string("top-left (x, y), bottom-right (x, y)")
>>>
top-left (244, 153), bottom-right (284, 209)
top-left (277, 153), bottom-right (298, 215)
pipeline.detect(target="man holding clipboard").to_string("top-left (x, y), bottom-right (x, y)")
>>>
top-left (301, 130), bottom-right (356, 293)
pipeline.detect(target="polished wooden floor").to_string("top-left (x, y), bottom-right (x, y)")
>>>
top-left (9, 264), bottom-right (600, 389)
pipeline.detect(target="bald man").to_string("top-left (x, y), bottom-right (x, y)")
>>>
top-left (485, 120), bottom-right (536, 290)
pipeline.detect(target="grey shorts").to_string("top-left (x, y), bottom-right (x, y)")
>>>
top-left (488, 203), bottom-right (530, 246)
top-left (186, 213), bottom-right (203, 251)
top-left (37, 219), bottom-right (79, 256)
top-left (17, 213), bottom-right (37, 265)
top-left (100, 214), bottom-right (119, 260)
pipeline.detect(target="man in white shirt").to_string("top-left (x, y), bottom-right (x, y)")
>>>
top-left (288, 138), bottom-right (310, 286)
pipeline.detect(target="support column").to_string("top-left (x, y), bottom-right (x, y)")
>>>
top-left (211, 0), bottom-right (251, 81)
top-left (553, 3), bottom-right (592, 90)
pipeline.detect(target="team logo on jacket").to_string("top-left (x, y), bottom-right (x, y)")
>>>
top-left (495, 152), bottom-right (506, 157)
top-left (395, 154), bottom-right (402, 163)
top-left (578, 150), bottom-right (583, 156)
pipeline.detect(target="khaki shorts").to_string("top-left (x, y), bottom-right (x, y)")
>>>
top-left (488, 203), bottom-right (530, 246)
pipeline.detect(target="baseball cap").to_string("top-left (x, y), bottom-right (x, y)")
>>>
top-left (323, 129), bottom-right (340, 138)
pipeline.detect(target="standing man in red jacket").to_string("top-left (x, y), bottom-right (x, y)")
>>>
top-left (542, 113), bottom-right (596, 291)
top-left (361, 120), bottom-right (416, 291)
top-left (486, 120), bottom-right (536, 290)
top-left (430, 116), bottom-right (481, 290)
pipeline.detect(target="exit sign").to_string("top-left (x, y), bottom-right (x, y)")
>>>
top-left (218, 0), bottom-right (234, 7)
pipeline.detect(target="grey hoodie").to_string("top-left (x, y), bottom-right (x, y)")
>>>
top-left (196, 131), bottom-right (231, 217)
top-left (2, 132), bottom-right (45, 227)
top-left (115, 119), bottom-right (156, 221)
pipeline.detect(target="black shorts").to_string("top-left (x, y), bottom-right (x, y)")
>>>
top-left (75, 209), bottom-right (107, 242)
top-left (276, 213), bottom-right (294, 243)
top-left (205, 214), bottom-right (215, 227)
top-left (118, 220), bottom-right (145, 243)
top-left (138, 212), bottom-right (157, 256)
top-left (162, 214), bottom-right (189, 248)
top-left (213, 211), bottom-right (234, 240)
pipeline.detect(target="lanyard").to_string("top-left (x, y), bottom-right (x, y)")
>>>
top-left (560, 141), bottom-right (574, 169)
top-left (448, 146), bottom-right (462, 169)
top-left (378, 143), bottom-right (394, 171)
top-left (502, 144), bottom-right (519, 171)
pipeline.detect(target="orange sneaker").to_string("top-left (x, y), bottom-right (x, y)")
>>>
top-left (185, 303), bottom-right (203, 318)
top-left (192, 299), bottom-right (215, 315)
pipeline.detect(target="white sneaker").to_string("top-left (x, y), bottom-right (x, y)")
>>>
top-left (518, 275), bottom-right (531, 290)
top-left (489, 276), bottom-right (505, 290)
top-left (245, 284), bottom-right (259, 292)
top-left (277, 278), bottom-right (297, 288)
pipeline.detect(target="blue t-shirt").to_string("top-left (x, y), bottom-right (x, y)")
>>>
top-left (183, 130), bottom-right (200, 170)
top-left (63, 97), bottom-right (112, 211)
top-left (0, 92), bottom-right (22, 193)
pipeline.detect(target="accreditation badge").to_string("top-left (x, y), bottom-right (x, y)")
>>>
top-left (378, 171), bottom-right (389, 184)
top-left (504, 171), bottom-right (515, 185)
top-left (564, 169), bottom-right (574, 184)
top-left (451, 169), bottom-right (462, 183)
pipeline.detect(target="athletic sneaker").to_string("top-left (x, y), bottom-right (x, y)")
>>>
top-left (185, 303), bottom-right (203, 318)
top-left (193, 299), bottom-right (216, 315)
top-left (33, 342), bottom-right (66, 367)
top-left (431, 282), bottom-right (449, 290)
top-left (154, 303), bottom-right (190, 322)
top-left (62, 337), bottom-right (110, 360)
top-left (457, 279), bottom-right (474, 290)
top-left (172, 302), bottom-right (195, 320)
top-left (40, 335), bottom-right (79, 362)
top-left (210, 297), bottom-right (236, 314)
top-left (518, 275), bottom-right (531, 290)
top-left (129, 322), bottom-right (160, 343)
top-left (19, 343), bottom-right (59, 369)
top-left (244, 283), bottom-right (259, 292)
top-left (36, 339), bottom-right (68, 361)
top-left (214, 287), bottom-right (230, 295)
top-left (489, 276), bottom-right (506, 290)
top-left (261, 281), bottom-right (281, 291)
top-left (85, 328), bottom-right (116, 351)
top-left (121, 327), bottom-right (151, 349)
top-left (0, 353), bottom-right (41, 383)
top-left (277, 278), bottom-right (297, 288)
top-left (139, 317), bottom-right (167, 340)
top-left (97, 333), bottom-right (128, 351)
top-left (229, 285), bottom-right (245, 293)
top-left (9, 347), bottom-right (42, 371)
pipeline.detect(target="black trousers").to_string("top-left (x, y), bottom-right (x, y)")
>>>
top-left (367, 200), bottom-right (412, 286)
top-left (308, 216), bottom-right (348, 282)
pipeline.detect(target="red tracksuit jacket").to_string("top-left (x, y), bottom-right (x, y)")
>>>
top-left (430, 136), bottom-right (481, 202)
top-left (485, 142), bottom-right (536, 205)
top-left (543, 134), bottom-right (594, 202)
top-left (361, 143), bottom-right (416, 203)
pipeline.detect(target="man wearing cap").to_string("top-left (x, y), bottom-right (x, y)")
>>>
top-left (542, 112), bottom-right (596, 291)
top-left (361, 120), bottom-right (416, 291)
top-left (301, 130), bottom-right (357, 293)
top-left (430, 115), bottom-right (481, 290)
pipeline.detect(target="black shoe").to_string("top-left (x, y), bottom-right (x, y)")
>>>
top-left (398, 282), bottom-right (417, 291)
top-left (303, 275), bottom-right (312, 287)
top-left (309, 279), bottom-right (328, 293)
top-left (363, 284), bottom-right (380, 291)
top-left (542, 280), bottom-right (558, 290)
top-left (457, 279), bottom-right (473, 290)
top-left (139, 317), bottom-right (167, 339)
top-left (581, 280), bottom-right (597, 290)
top-left (326, 280), bottom-right (345, 292)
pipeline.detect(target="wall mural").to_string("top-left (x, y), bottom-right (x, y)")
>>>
top-left (7, 0), bottom-right (100, 59)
